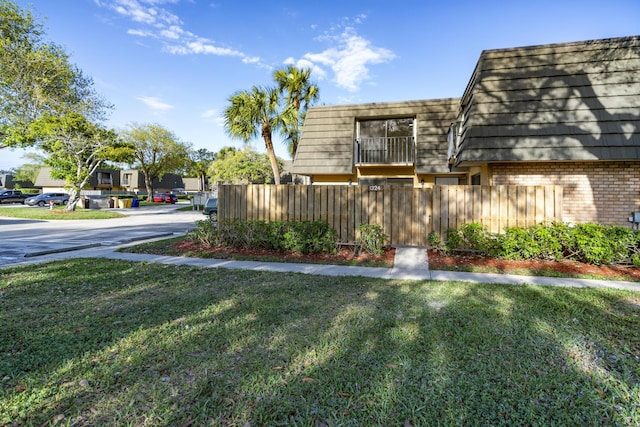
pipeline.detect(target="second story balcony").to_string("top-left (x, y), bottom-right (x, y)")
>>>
top-left (354, 136), bottom-right (415, 165)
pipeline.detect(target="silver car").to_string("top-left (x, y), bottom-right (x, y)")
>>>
top-left (25, 193), bottom-right (70, 207)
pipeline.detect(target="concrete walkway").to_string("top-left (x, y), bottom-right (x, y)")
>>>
top-left (14, 240), bottom-right (640, 292)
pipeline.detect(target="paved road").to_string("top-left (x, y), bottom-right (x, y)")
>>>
top-left (0, 203), bottom-right (204, 267)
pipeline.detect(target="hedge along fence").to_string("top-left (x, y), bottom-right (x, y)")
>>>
top-left (217, 184), bottom-right (563, 247)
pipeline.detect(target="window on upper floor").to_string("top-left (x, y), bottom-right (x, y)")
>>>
top-left (97, 172), bottom-right (113, 186)
top-left (122, 173), bottom-right (132, 186)
top-left (355, 118), bottom-right (415, 164)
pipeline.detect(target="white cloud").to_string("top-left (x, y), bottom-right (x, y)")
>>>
top-left (97, 0), bottom-right (264, 66)
top-left (302, 26), bottom-right (395, 92)
top-left (136, 96), bottom-right (174, 111)
top-left (201, 109), bottom-right (225, 126)
top-left (283, 57), bottom-right (327, 81)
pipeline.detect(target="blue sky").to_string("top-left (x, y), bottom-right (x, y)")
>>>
top-left (2, 0), bottom-right (639, 170)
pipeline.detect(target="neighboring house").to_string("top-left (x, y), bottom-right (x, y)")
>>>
top-left (119, 169), bottom-right (198, 194)
top-left (293, 35), bottom-right (640, 227)
top-left (35, 167), bottom-right (121, 193)
top-left (292, 98), bottom-right (460, 187)
top-left (35, 167), bottom-right (201, 194)
top-left (0, 174), bottom-right (34, 189)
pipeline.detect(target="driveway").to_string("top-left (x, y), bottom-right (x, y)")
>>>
top-left (0, 204), bottom-right (203, 267)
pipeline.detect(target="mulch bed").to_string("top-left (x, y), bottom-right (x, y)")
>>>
top-left (427, 249), bottom-right (640, 281)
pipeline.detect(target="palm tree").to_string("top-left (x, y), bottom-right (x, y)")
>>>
top-left (223, 86), bottom-right (290, 185)
top-left (273, 65), bottom-right (320, 157)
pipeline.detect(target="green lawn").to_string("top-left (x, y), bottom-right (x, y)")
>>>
top-left (1, 259), bottom-right (639, 426)
top-left (0, 207), bottom-right (125, 220)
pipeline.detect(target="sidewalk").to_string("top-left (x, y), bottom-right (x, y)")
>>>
top-left (18, 240), bottom-right (640, 292)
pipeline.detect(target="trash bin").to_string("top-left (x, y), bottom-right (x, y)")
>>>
top-left (109, 197), bottom-right (115, 208)
top-left (131, 198), bottom-right (139, 208)
top-left (84, 198), bottom-right (90, 209)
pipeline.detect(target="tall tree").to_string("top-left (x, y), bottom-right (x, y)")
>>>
top-left (208, 147), bottom-right (282, 184)
top-left (188, 148), bottom-right (216, 192)
top-left (273, 65), bottom-right (320, 157)
top-left (27, 113), bottom-right (127, 210)
top-left (223, 86), bottom-right (292, 185)
top-left (0, 0), bottom-right (109, 149)
top-left (120, 123), bottom-right (191, 201)
top-left (12, 151), bottom-right (45, 186)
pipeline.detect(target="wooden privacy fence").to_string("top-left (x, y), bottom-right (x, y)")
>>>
top-left (218, 184), bottom-right (563, 246)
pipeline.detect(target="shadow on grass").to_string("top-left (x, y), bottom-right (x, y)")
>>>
top-left (1, 259), bottom-right (638, 425)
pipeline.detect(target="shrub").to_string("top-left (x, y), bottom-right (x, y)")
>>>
top-left (215, 219), bottom-right (338, 255)
top-left (189, 219), bottom-right (219, 246)
top-left (495, 226), bottom-right (542, 260)
top-left (444, 228), bottom-right (464, 253)
top-left (283, 220), bottom-right (338, 254)
top-left (358, 223), bottom-right (388, 255)
top-left (460, 222), bottom-right (493, 253)
top-left (427, 231), bottom-right (441, 249)
top-left (567, 223), bottom-right (635, 265)
top-left (443, 221), bottom-right (640, 266)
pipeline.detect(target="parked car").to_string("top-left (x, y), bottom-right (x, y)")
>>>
top-left (0, 190), bottom-right (29, 204)
top-left (153, 193), bottom-right (177, 204)
top-left (25, 192), bottom-right (70, 207)
top-left (202, 197), bottom-right (218, 221)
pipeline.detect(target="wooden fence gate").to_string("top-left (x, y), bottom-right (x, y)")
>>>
top-left (217, 184), bottom-right (563, 247)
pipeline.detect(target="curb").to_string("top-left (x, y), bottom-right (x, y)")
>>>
top-left (23, 243), bottom-right (102, 258)
top-left (22, 233), bottom-right (177, 258)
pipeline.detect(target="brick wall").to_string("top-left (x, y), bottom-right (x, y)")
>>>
top-left (491, 161), bottom-right (640, 227)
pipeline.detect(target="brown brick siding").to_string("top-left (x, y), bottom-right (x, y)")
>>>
top-left (491, 162), bottom-right (640, 227)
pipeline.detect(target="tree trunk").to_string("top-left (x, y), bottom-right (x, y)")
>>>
top-left (66, 187), bottom-right (80, 211)
top-left (262, 124), bottom-right (280, 185)
top-left (144, 174), bottom-right (154, 202)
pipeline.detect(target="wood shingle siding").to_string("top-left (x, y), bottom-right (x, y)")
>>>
top-left (454, 36), bottom-right (640, 165)
top-left (292, 98), bottom-right (460, 176)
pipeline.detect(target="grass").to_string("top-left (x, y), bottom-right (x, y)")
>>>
top-left (1, 258), bottom-right (639, 426)
top-left (0, 206), bottom-right (125, 220)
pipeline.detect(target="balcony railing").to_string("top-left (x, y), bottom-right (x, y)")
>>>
top-left (354, 136), bottom-right (415, 165)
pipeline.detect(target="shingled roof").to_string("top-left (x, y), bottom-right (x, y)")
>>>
top-left (293, 98), bottom-right (459, 176)
top-left (453, 35), bottom-right (640, 166)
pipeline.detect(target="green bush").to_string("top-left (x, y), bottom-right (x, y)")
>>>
top-left (283, 220), bottom-right (338, 254)
top-left (214, 219), bottom-right (338, 255)
top-left (495, 226), bottom-right (543, 260)
top-left (443, 221), bottom-right (640, 266)
top-left (189, 219), bottom-right (219, 246)
top-left (427, 231), bottom-right (441, 249)
top-left (460, 222), bottom-right (493, 253)
top-left (567, 223), bottom-right (635, 265)
top-left (444, 228), bottom-right (464, 253)
top-left (357, 223), bottom-right (388, 255)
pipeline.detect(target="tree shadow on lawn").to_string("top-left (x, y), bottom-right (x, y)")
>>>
top-left (1, 259), bottom-right (639, 426)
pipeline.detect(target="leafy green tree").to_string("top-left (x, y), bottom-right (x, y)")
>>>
top-left (208, 146), bottom-right (283, 184)
top-left (0, 0), bottom-right (109, 149)
top-left (223, 86), bottom-right (293, 185)
top-left (273, 65), bottom-right (320, 157)
top-left (188, 148), bottom-right (216, 192)
top-left (12, 152), bottom-right (45, 186)
top-left (120, 123), bottom-right (191, 201)
top-left (27, 113), bottom-right (127, 210)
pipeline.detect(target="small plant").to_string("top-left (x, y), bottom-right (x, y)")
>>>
top-left (358, 223), bottom-right (388, 255)
top-left (444, 228), bottom-right (464, 253)
top-left (189, 219), bottom-right (219, 246)
top-left (427, 231), bottom-right (441, 249)
top-left (460, 222), bottom-right (492, 253)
